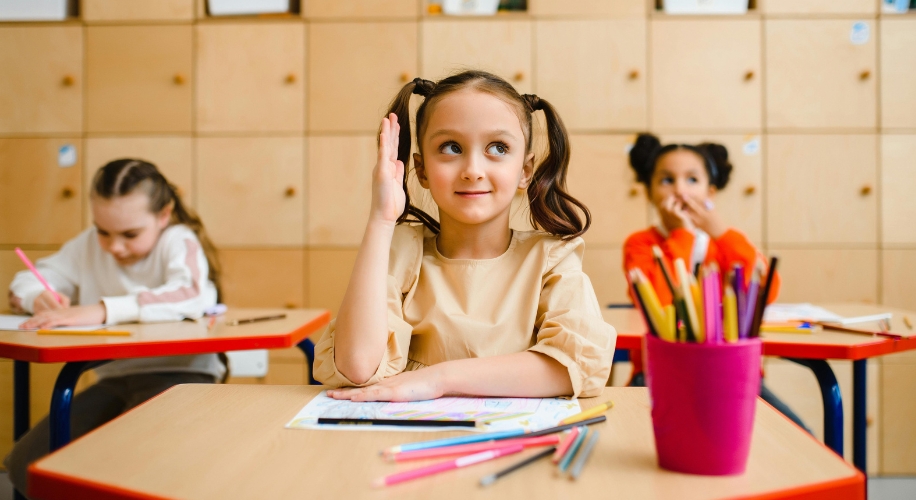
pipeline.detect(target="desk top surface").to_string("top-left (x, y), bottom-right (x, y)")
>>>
top-left (29, 385), bottom-right (863, 500)
top-left (605, 302), bottom-right (916, 360)
top-left (0, 308), bottom-right (330, 363)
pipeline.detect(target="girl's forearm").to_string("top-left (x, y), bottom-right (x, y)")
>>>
top-left (334, 220), bottom-right (396, 384)
top-left (435, 351), bottom-right (574, 398)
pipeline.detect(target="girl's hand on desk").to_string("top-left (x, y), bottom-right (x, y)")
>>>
top-left (681, 195), bottom-right (727, 239)
top-left (32, 291), bottom-right (71, 313)
top-left (326, 367), bottom-right (444, 402)
top-left (21, 303), bottom-right (106, 330)
top-left (370, 113), bottom-right (407, 226)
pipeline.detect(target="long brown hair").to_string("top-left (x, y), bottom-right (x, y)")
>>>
top-left (384, 70), bottom-right (590, 239)
top-left (91, 159), bottom-right (222, 298)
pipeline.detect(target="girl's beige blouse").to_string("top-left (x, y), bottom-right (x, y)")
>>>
top-left (313, 224), bottom-right (616, 398)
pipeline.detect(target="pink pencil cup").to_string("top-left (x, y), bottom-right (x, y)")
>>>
top-left (644, 334), bottom-right (762, 475)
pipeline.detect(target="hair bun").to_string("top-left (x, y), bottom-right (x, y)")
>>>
top-left (629, 133), bottom-right (662, 185)
top-left (521, 94), bottom-right (542, 112)
top-left (697, 142), bottom-right (733, 189)
top-left (411, 78), bottom-right (436, 97)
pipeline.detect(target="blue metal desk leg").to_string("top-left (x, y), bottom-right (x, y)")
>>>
top-left (853, 359), bottom-right (866, 473)
top-left (786, 358), bottom-right (843, 457)
top-left (297, 338), bottom-right (318, 385)
top-left (13, 361), bottom-right (30, 500)
top-left (49, 361), bottom-right (109, 452)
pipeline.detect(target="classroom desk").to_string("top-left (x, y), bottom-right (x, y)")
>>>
top-left (603, 302), bottom-right (916, 474)
top-left (2, 308), bottom-right (330, 454)
top-left (27, 385), bottom-right (864, 500)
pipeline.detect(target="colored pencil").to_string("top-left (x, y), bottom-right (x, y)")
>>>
top-left (710, 265), bottom-right (722, 343)
top-left (558, 400), bottom-right (613, 425)
top-left (750, 257), bottom-right (779, 338)
top-left (740, 264), bottom-right (761, 339)
top-left (480, 446), bottom-right (557, 487)
top-left (551, 428), bottom-right (580, 464)
top-left (317, 417), bottom-right (478, 428)
top-left (14, 247), bottom-right (62, 304)
top-left (633, 269), bottom-right (671, 341)
top-left (733, 265), bottom-right (746, 332)
top-left (630, 275), bottom-right (658, 338)
top-left (569, 430), bottom-right (600, 480)
top-left (692, 272), bottom-right (705, 343)
top-left (702, 267), bottom-right (716, 343)
top-left (651, 245), bottom-right (677, 298)
top-left (674, 259), bottom-right (699, 342)
top-left (227, 314), bottom-right (286, 326)
top-left (372, 445), bottom-right (524, 487)
top-left (723, 284), bottom-right (738, 342)
top-left (36, 329), bottom-right (130, 336)
top-left (557, 428), bottom-right (589, 473)
top-left (388, 435), bottom-right (560, 462)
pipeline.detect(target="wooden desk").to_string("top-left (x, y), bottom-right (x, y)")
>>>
top-left (3, 308), bottom-right (330, 452)
top-left (28, 385), bottom-right (864, 500)
top-left (603, 303), bottom-right (916, 473)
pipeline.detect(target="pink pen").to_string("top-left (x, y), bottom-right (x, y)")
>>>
top-left (14, 247), bottom-right (62, 304)
top-left (372, 444), bottom-right (524, 487)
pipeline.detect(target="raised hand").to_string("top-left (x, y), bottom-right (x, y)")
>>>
top-left (370, 113), bottom-right (407, 225)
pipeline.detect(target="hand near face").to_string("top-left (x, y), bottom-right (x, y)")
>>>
top-left (680, 195), bottom-right (727, 238)
top-left (657, 195), bottom-right (693, 233)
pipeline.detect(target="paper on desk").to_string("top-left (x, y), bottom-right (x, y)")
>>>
top-left (286, 391), bottom-right (581, 432)
top-left (0, 314), bottom-right (106, 332)
top-left (763, 303), bottom-right (843, 323)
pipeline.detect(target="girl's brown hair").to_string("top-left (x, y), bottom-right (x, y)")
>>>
top-left (384, 70), bottom-right (590, 240)
top-left (91, 159), bottom-right (222, 298)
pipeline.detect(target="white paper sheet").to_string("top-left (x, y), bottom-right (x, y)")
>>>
top-left (0, 314), bottom-right (106, 332)
top-left (763, 303), bottom-right (844, 323)
top-left (286, 391), bottom-right (581, 432)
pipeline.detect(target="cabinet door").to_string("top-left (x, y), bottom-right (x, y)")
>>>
top-left (82, 0), bottom-right (194, 21)
top-left (307, 249), bottom-right (359, 317)
top-left (766, 20), bottom-right (876, 130)
top-left (662, 134), bottom-right (763, 246)
top-left (308, 22), bottom-right (417, 133)
top-left (220, 249), bottom-right (306, 309)
top-left (768, 248), bottom-right (877, 303)
top-left (565, 134), bottom-right (648, 246)
top-left (882, 134), bottom-right (916, 246)
top-left (650, 19), bottom-right (761, 132)
top-left (308, 136), bottom-right (374, 245)
top-left (759, 0), bottom-right (876, 15)
top-left (196, 23), bottom-right (305, 133)
top-left (85, 26), bottom-right (192, 133)
top-left (582, 247), bottom-right (629, 308)
top-left (0, 139), bottom-right (82, 245)
top-left (1, 249), bottom-right (56, 306)
top-left (196, 137), bottom-right (305, 247)
top-left (880, 19), bottom-right (916, 130)
top-left (529, 0), bottom-right (646, 16)
top-left (304, 0), bottom-right (418, 19)
top-left (882, 250), bottom-right (916, 312)
top-left (0, 26), bottom-right (82, 134)
top-left (83, 137), bottom-right (194, 227)
top-left (421, 19), bottom-right (531, 93)
top-left (881, 357), bottom-right (916, 474)
top-left (536, 20), bottom-right (646, 131)
top-left (767, 134), bottom-right (877, 245)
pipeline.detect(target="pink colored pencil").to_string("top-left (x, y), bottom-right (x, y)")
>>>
top-left (388, 434), bottom-right (559, 462)
top-left (703, 269), bottom-right (716, 343)
top-left (372, 444), bottom-right (524, 487)
top-left (14, 247), bottom-right (61, 304)
top-left (551, 428), bottom-right (581, 464)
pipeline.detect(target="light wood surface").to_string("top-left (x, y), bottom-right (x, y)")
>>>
top-left (29, 385), bottom-right (862, 500)
top-left (759, 0), bottom-right (877, 15)
top-left (880, 19), bottom-right (916, 129)
top-left (220, 249), bottom-right (306, 309)
top-left (81, 0), bottom-right (194, 22)
top-left (772, 248), bottom-right (878, 304)
top-left (0, 26), bottom-right (83, 134)
top-left (307, 135), bottom-right (375, 245)
top-left (882, 249), bottom-right (916, 313)
top-left (650, 19), bottom-right (761, 132)
top-left (583, 247), bottom-right (630, 307)
top-left (881, 135), bottom-right (916, 245)
top-left (306, 248), bottom-right (359, 317)
top-left (303, 0), bottom-right (419, 21)
top-left (528, 0), bottom-right (647, 16)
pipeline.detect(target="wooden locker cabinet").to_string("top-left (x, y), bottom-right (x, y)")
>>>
top-left (307, 248), bottom-right (358, 317)
top-left (421, 19), bottom-right (532, 94)
top-left (650, 19), bottom-right (761, 132)
top-left (765, 19), bottom-right (876, 130)
top-left (196, 137), bottom-right (305, 247)
top-left (85, 26), bottom-right (193, 133)
top-left (535, 19), bottom-right (647, 131)
top-left (758, 0), bottom-right (877, 15)
top-left (565, 135), bottom-right (648, 246)
top-left (196, 22), bottom-right (305, 133)
top-left (768, 248), bottom-right (878, 304)
top-left (308, 22), bottom-right (417, 133)
top-left (82, 137), bottom-right (195, 228)
top-left (766, 134), bottom-right (877, 245)
top-left (881, 358), bottom-right (916, 474)
top-left (0, 26), bottom-right (82, 134)
top-left (308, 136), bottom-right (375, 245)
top-left (529, 0), bottom-right (647, 16)
top-left (220, 249), bottom-right (306, 309)
top-left (882, 250), bottom-right (916, 312)
top-left (661, 134), bottom-right (763, 246)
top-left (81, 0), bottom-right (194, 22)
top-left (581, 247), bottom-right (629, 307)
top-left (303, 0), bottom-right (418, 19)
top-left (880, 18), bottom-right (916, 130)
top-left (1, 249), bottom-right (56, 306)
top-left (881, 134), bottom-right (916, 246)
top-left (0, 139), bottom-right (83, 245)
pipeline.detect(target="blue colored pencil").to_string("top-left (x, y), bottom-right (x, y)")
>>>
top-left (558, 428), bottom-right (589, 473)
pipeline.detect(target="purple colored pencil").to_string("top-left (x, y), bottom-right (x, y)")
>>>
top-left (713, 269), bottom-right (723, 343)
top-left (733, 265), bottom-right (746, 338)
top-left (740, 269), bottom-right (760, 339)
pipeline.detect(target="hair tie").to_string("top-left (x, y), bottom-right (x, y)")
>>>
top-left (411, 78), bottom-right (435, 97)
top-left (522, 94), bottom-right (542, 112)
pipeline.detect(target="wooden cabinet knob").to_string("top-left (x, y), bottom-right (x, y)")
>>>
top-left (285, 73), bottom-right (297, 84)
top-left (61, 187), bottom-right (74, 199)
top-left (173, 73), bottom-right (186, 85)
top-left (513, 71), bottom-right (524, 82)
top-left (628, 70), bottom-right (640, 80)
top-left (860, 185), bottom-right (872, 196)
top-left (744, 185), bottom-right (756, 196)
top-left (61, 75), bottom-right (75, 86)
top-left (859, 70), bottom-right (871, 81)
top-left (400, 72), bottom-right (410, 83)
top-left (744, 70), bottom-right (755, 81)
top-left (285, 302), bottom-right (296, 309)
top-left (628, 186), bottom-right (640, 197)
top-left (285, 186), bottom-right (297, 197)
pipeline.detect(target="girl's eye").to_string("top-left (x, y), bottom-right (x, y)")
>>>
top-left (688, 176), bottom-right (698, 184)
top-left (486, 143), bottom-right (509, 156)
top-left (97, 230), bottom-right (109, 237)
top-left (439, 142), bottom-right (461, 155)
top-left (124, 232), bottom-right (138, 239)
top-left (659, 177), bottom-right (673, 185)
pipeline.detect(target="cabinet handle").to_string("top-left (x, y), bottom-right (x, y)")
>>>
top-left (860, 185), bottom-right (872, 196)
top-left (513, 71), bottom-right (524, 82)
top-left (628, 186), bottom-right (640, 197)
top-left (285, 73), bottom-right (297, 84)
top-left (61, 187), bottom-right (74, 199)
top-left (61, 75), bottom-right (75, 87)
top-left (859, 70), bottom-right (871, 81)
top-left (285, 186), bottom-right (297, 197)
top-left (744, 185), bottom-right (756, 196)
top-left (173, 73), bottom-right (186, 85)
top-left (628, 70), bottom-right (640, 80)
top-left (400, 72), bottom-right (410, 83)
top-left (744, 70), bottom-right (754, 81)
top-left (285, 302), bottom-right (297, 309)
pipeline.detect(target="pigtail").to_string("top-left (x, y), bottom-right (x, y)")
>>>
top-left (629, 133), bottom-right (662, 187)
top-left (697, 142), bottom-right (733, 190)
top-left (385, 78), bottom-right (441, 234)
top-left (524, 96), bottom-right (591, 240)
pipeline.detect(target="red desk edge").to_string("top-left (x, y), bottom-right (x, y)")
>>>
top-left (0, 311), bottom-right (330, 363)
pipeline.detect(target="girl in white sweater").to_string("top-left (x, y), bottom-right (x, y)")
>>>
top-left (5, 159), bottom-right (223, 497)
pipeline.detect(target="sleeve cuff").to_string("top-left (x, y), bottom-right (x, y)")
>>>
top-left (101, 295), bottom-right (140, 325)
top-left (527, 344), bottom-right (584, 398)
top-left (18, 287), bottom-right (46, 314)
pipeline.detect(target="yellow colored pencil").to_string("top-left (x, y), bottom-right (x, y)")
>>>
top-left (37, 329), bottom-right (131, 336)
top-left (689, 273), bottom-right (705, 343)
top-left (674, 259), bottom-right (701, 342)
top-left (664, 304), bottom-right (676, 342)
top-left (559, 400), bottom-right (614, 426)
top-left (723, 284), bottom-right (738, 342)
top-left (633, 269), bottom-right (673, 341)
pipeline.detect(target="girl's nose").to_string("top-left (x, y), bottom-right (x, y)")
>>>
top-left (461, 155), bottom-right (485, 181)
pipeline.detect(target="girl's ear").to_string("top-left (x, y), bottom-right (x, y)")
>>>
top-left (156, 201), bottom-right (173, 229)
top-left (413, 152), bottom-right (429, 189)
top-left (707, 184), bottom-right (718, 198)
top-left (518, 152), bottom-right (535, 189)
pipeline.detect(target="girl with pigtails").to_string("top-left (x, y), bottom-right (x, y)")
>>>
top-left (313, 70), bottom-right (615, 401)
